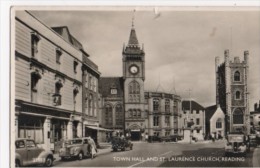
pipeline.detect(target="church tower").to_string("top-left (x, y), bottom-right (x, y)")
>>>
top-left (216, 50), bottom-right (250, 135)
top-left (122, 20), bottom-right (146, 140)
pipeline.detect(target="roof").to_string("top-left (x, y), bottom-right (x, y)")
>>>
top-left (128, 28), bottom-right (139, 45)
top-left (205, 105), bottom-right (218, 121)
top-left (123, 27), bottom-right (144, 55)
top-left (99, 77), bottom-right (124, 97)
top-left (182, 100), bottom-right (205, 111)
top-left (52, 26), bottom-right (84, 50)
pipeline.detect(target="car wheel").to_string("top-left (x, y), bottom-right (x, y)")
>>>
top-left (113, 148), bottom-right (117, 152)
top-left (122, 147), bottom-right (126, 151)
top-left (78, 152), bottom-right (84, 160)
top-left (61, 157), bottom-right (66, 161)
top-left (15, 159), bottom-right (21, 167)
top-left (44, 156), bottom-right (53, 167)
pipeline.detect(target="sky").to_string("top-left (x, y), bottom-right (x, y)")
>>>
top-left (30, 8), bottom-right (260, 110)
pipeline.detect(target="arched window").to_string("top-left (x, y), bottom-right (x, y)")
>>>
top-left (216, 118), bottom-right (222, 128)
top-left (153, 98), bottom-right (159, 111)
top-left (233, 109), bottom-right (244, 124)
top-left (128, 81), bottom-right (140, 102)
top-left (115, 104), bottom-right (123, 125)
top-left (234, 71), bottom-right (240, 81)
top-left (105, 104), bottom-right (113, 125)
top-left (235, 91), bottom-right (241, 100)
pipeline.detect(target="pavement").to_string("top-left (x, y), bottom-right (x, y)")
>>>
top-left (252, 146), bottom-right (260, 167)
top-left (53, 142), bottom-right (112, 162)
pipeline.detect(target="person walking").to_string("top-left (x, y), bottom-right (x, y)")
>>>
top-left (88, 136), bottom-right (97, 159)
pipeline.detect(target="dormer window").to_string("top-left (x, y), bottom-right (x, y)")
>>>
top-left (31, 32), bottom-right (41, 58)
top-left (56, 47), bottom-right (62, 64)
top-left (234, 71), bottom-right (240, 82)
top-left (73, 60), bottom-right (78, 73)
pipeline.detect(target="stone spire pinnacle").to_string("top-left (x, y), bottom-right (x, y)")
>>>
top-left (128, 9), bottom-right (139, 46)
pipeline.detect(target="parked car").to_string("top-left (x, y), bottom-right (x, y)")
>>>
top-left (59, 137), bottom-right (97, 160)
top-left (148, 136), bottom-right (162, 143)
top-left (247, 134), bottom-right (258, 148)
top-left (15, 138), bottom-right (55, 167)
top-left (160, 136), bottom-right (172, 142)
top-left (111, 137), bottom-right (133, 152)
top-left (224, 133), bottom-right (247, 156)
top-left (170, 135), bottom-right (183, 142)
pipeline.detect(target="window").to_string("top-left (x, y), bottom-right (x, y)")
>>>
top-left (165, 116), bottom-right (170, 127)
top-left (137, 110), bottom-right (141, 117)
top-left (89, 94), bottom-right (93, 116)
top-left (31, 70), bottom-right (41, 103)
top-left (53, 80), bottom-right (63, 106)
top-left (234, 71), bottom-right (240, 81)
top-left (196, 110), bottom-right (200, 114)
top-left (26, 140), bottom-right (36, 148)
top-left (196, 130), bottom-right (200, 133)
top-left (153, 98), bottom-right (159, 111)
top-left (233, 109), bottom-right (244, 124)
top-left (84, 95), bottom-right (88, 115)
top-left (31, 32), bottom-right (40, 58)
top-left (73, 61), bottom-right (78, 73)
top-left (115, 104), bottom-right (123, 125)
top-left (93, 78), bottom-right (97, 92)
top-left (18, 115), bottom-right (44, 144)
top-left (111, 88), bottom-right (117, 94)
top-left (165, 99), bottom-right (170, 113)
top-left (105, 104), bottom-right (112, 125)
top-left (73, 87), bottom-right (79, 110)
top-left (89, 76), bottom-right (92, 90)
top-left (56, 47), bottom-right (62, 64)
top-left (153, 116), bottom-right (159, 126)
top-left (235, 91), bottom-right (241, 100)
top-left (93, 97), bottom-right (97, 117)
top-left (216, 118), bottom-right (222, 128)
top-left (196, 118), bottom-right (200, 125)
top-left (128, 81), bottom-right (140, 102)
top-left (133, 110), bottom-right (137, 118)
top-left (173, 101), bottom-right (178, 114)
top-left (85, 73), bottom-right (88, 88)
top-left (15, 140), bottom-right (25, 149)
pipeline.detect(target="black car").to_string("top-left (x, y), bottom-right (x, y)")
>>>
top-left (111, 137), bottom-right (133, 152)
top-left (148, 136), bottom-right (162, 143)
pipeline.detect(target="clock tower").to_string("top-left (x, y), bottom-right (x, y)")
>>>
top-left (122, 23), bottom-right (146, 140)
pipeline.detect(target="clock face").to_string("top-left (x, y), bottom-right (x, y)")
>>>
top-left (130, 65), bottom-right (139, 74)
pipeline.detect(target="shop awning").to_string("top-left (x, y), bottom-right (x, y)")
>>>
top-left (86, 126), bottom-right (113, 132)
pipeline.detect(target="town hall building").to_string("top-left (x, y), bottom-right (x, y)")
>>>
top-left (99, 23), bottom-right (183, 141)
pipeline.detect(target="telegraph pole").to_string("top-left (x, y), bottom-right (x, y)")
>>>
top-left (187, 89), bottom-right (193, 144)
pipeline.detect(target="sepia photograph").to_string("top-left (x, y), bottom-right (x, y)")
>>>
top-left (10, 6), bottom-right (260, 167)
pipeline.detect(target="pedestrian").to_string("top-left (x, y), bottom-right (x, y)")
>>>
top-left (145, 133), bottom-right (148, 142)
top-left (88, 136), bottom-right (97, 159)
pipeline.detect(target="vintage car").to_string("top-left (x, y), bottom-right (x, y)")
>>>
top-left (59, 137), bottom-right (97, 160)
top-left (15, 138), bottom-right (55, 167)
top-left (225, 133), bottom-right (247, 156)
top-left (111, 137), bottom-right (133, 152)
top-left (148, 136), bottom-right (162, 143)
